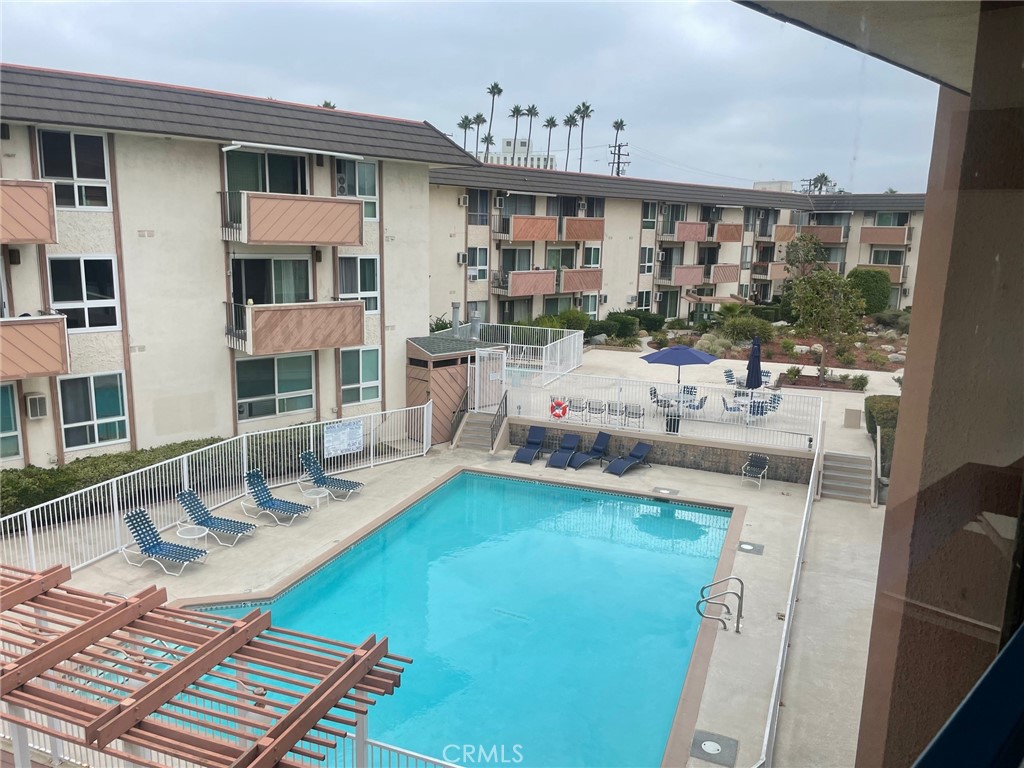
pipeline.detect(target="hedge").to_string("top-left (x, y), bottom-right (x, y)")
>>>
top-left (878, 427), bottom-right (897, 476)
top-left (586, 320), bottom-right (617, 338)
top-left (722, 315), bottom-right (776, 343)
top-left (848, 268), bottom-right (892, 315)
top-left (622, 309), bottom-right (666, 333)
top-left (750, 306), bottom-right (779, 323)
top-left (604, 312), bottom-right (641, 339)
top-left (864, 395), bottom-right (900, 435)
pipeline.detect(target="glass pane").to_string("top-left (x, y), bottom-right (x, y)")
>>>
top-left (273, 260), bottom-right (310, 303)
top-left (87, 306), bottom-right (118, 328)
top-left (97, 420), bottom-right (127, 442)
top-left (78, 186), bottom-right (109, 207)
top-left (363, 297), bottom-right (379, 312)
top-left (60, 378), bottom-right (92, 424)
top-left (73, 134), bottom-right (107, 179)
top-left (267, 154), bottom-right (302, 194)
top-left (360, 348), bottom-right (379, 383)
top-left (359, 259), bottom-right (377, 293)
top-left (0, 385), bottom-right (15, 433)
top-left (361, 385), bottom-right (379, 401)
top-left (236, 359), bottom-right (276, 399)
top-left (54, 184), bottom-right (75, 207)
top-left (339, 258), bottom-right (358, 295)
top-left (226, 151), bottom-right (264, 192)
top-left (51, 259), bottom-right (83, 302)
top-left (242, 399), bottom-right (276, 419)
top-left (357, 162), bottom-right (376, 197)
top-left (64, 424), bottom-right (94, 448)
top-left (341, 386), bottom-right (360, 405)
top-left (84, 260), bottom-right (115, 301)
top-left (93, 375), bottom-right (125, 419)
top-left (62, 308), bottom-right (87, 330)
top-left (279, 394), bottom-right (313, 412)
top-left (40, 131), bottom-right (73, 178)
top-left (277, 355), bottom-right (312, 394)
top-left (336, 160), bottom-right (355, 196)
top-left (341, 350), bottom-right (360, 386)
top-left (0, 435), bottom-right (19, 458)
top-left (363, 200), bottom-right (377, 219)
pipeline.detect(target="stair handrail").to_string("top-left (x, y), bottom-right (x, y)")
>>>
top-left (696, 578), bottom-right (744, 634)
top-left (489, 391), bottom-right (508, 448)
top-left (695, 597), bottom-right (729, 631)
top-left (450, 388), bottom-right (470, 443)
top-left (701, 575), bottom-right (744, 600)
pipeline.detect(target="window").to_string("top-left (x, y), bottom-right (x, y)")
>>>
top-left (661, 203), bottom-right (686, 234)
top-left (339, 255), bottom-right (379, 312)
top-left (637, 290), bottom-right (652, 311)
top-left (232, 257), bottom-right (311, 305)
top-left (544, 296), bottom-right (572, 315)
top-left (500, 298), bottom-right (532, 324)
top-left (872, 249), bottom-right (905, 266)
top-left (1, 384), bottom-right (20, 458)
top-left (49, 256), bottom-right (118, 331)
top-left (336, 159), bottom-right (378, 219)
top-left (504, 194), bottom-right (535, 216)
top-left (226, 150), bottom-right (308, 195)
top-left (581, 293), bottom-right (598, 320)
top-left (697, 246), bottom-right (719, 265)
top-left (814, 212), bottom-right (851, 226)
top-left (823, 246), bottom-right (846, 264)
top-left (582, 197), bottom-right (605, 218)
top-left (340, 347), bottom-right (380, 404)
top-left (639, 247), bottom-right (654, 275)
top-left (699, 205), bottom-right (723, 222)
top-left (874, 211), bottom-right (910, 227)
top-left (468, 247), bottom-right (488, 280)
top-left (501, 248), bottom-right (533, 273)
top-left (642, 201), bottom-right (657, 229)
top-left (236, 354), bottom-right (314, 420)
top-left (58, 373), bottom-right (128, 448)
top-left (888, 286), bottom-right (901, 310)
top-left (39, 130), bottom-right (109, 209)
top-left (467, 189), bottom-right (490, 226)
top-left (739, 284), bottom-right (750, 299)
top-left (546, 248), bottom-right (574, 270)
top-left (741, 246), bottom-right (753, 269)
top-left (466, 300), bottom-right (489, 323)
top-left (583, 247), bottom-right (601, 268)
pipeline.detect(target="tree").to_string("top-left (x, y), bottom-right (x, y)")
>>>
top-left (783, 232), bottom-right (829, 278)
top-left (884, 187), bottom-right (898, 194)
top-left (484, 82), bottom-right (502, 162)
top-left (457, 115), bottom-right (473, 151)
top-left (320, 100), bottom-right (336, 109)
top-left (525, 105), bottom-right (539, 167)
top-left (790, 269), bottom-right (866, 385)
top-left (480, 132), bottom-right (495, 159)
top-left (543, 116), bottom-right (558, 168)
top-left (508, 104), bottom-right (524, 166)
top-left (847, 267), bottom-right (893, 314)
top-left (710, 301), bottom-right (750, 328)
top-left (472, 113), bottom-right (487, 159)
top-left (611, 118), bottom-right (626, 175)
top-left (562, 113), bottom-right (578, 171)
top-left (574, 102), bottom-right (594, 172)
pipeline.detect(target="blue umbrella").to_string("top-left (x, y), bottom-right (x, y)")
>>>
top-left (746, 336), bottom-right (763, 390)
top-left (641, 344), bottom-right (717, 384)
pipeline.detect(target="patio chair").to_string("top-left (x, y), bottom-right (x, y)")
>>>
top-left (741, 453), bottom-right (770, 488)
top-left (680, 385), bottom-right (698, 398)
top-left (568, 431), bottom-right (611, 470)
top-left (243, 469), bottom-right (312, 526)
top-left (511, 426), bottom-right (547, 464)
top-left (724, 369), bottom-right (736, 386)
top-left (567, 398), bottom-right (588, 422)
top-left (623, 404), bottom-right (645, 429)
top-left (176, 489), bottom-right (257, 547)
top-left (766, 393), bottom-right (783, 412)
top-left (761, 370), bottom-right (774, 387)
top-left (721, 396), bottom-right (745, 422)
top-left (585, 400), bottom-right (606, 423)
top-left (546, 434), bottom-right (582, 469)
top-left (299, 451), bottom-right (365, 501)
top-left (605, 402), bottom-right (625, 426)
top-left (682, 396), bottom-right (708, 417)
top-left (121, 508), bottom-right (207, 576)
top-left (604, 442), bottom-right (653, 477)
top-left (747, 400), bottom-right (770, 423)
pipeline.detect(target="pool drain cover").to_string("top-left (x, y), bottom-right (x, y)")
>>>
top-left (690, 730), bottom-right (738, 767)
top-left (738, 540), bottom-right (764, 556)
top-left (701, 740), bottom-right (722, 754)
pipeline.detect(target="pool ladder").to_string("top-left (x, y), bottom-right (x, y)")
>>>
top-left (695, 576), bottom-right (744, 634)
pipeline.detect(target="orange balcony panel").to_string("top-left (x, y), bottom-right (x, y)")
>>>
top-left (506, 270), bottom-right (556, 297)
top-left (709, 263), bottom-right (740, 284)
top-left (674, 222), bottom-right (708, 242)
top-left (239, 193), bottom-right (363, 246)
top-left (672, 265), bottom-right (706, 287)
top-left (0, 315), bottom-right (70, 380)
top-left (248, 302), bottom-right (364, 356)
top-left (563, 217), bottom-right (605, 241)
top-left (715, 223), bottom-right (743, 242)
top-left (511, 215), bottom-right (558, 241)
top-left (860, 226), bottom-right (911, 245)
top-left (859, 264), bottom-right (905, 283)
top-left (772, 224), bottom-right (797, 243)
top-left (800, 225), bottom-right (844, 242)
top-left (560, 268), bottom-right (603, 293)
top-left (1, 180), bottom-right (58, 245)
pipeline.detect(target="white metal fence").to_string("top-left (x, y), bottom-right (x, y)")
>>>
top-left (0, 404), bottom-right (432, 573)
top-left (434, 323), bottom-right (583, 383)
top-left (506, 370), bottom-right (822, 451)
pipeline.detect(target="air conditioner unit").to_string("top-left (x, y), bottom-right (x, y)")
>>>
top-left (655, 292), bottom-right (665, 302)
top-left (468, 274), bottom-right (479, 282)
top-left (25, 393), bottom-right (47, 420)
top-left (457, 194), bottom-right (469, 207)
top-left (657, 251), bottom-right (667, 262)
top-left (600, 294), bottom-right (608, 304)
top-left (573, 297), bottom-right (583, 308)
top-left (494, 197), bottom-right (505, 210)
top-left (577, 201), bottom-right (588, 213)
top-left (757, 211), bottom-right (766, 219)
top-left (902, 287), bottom-right (910, 297)
top-left (456, 252), bottom-right (468, 265)
top-left (660, 204), bottom-right (670, 215)
top-left (626, 295), bottom-right (637, 304)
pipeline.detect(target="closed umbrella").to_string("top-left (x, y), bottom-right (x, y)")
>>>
top-left (746, 336), bottom-right (763, 390)
top-left (640, 345), bottom-right (717, 384)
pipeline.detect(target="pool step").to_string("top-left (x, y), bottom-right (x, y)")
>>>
top-left (820, 452), bottom-right (873, 503)
top-left (455, 413), bottom-right (495, 451)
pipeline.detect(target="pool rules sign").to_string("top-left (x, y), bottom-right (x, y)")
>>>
top-left (324, 420), bottom-right (363, 458)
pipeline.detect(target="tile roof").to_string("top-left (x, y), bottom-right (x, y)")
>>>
top-left (0, 64), bottom-right (478, 167)
top-left (408, 335), bottom-right (497, 357)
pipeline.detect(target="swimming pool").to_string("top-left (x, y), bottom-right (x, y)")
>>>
top-left (215, 472), bottom-right (732, 766)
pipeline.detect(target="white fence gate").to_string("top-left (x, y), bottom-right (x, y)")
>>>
top-left (471, 348), bottom-right (507, 413)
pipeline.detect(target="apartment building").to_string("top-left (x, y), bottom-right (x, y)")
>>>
top-left (0, 64), bottom-right (476, 469)
top-left (428, 165), bottom-right (924, 325)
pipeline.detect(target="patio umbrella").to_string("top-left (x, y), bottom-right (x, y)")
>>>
top-left (640, 345), bottom-right (717, 384)
top-left (746, 336), bottom-right (763, 390)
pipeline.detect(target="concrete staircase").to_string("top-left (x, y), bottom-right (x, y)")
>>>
top-left (455, 412), bottom-right (493, 451)
top-left (820, 452), bottom-right (873, 503)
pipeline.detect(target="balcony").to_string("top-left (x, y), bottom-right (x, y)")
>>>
top-left (655, 264), bottom-right (704, 287)
top-left (656, 221), bottom-right (708, 243)
top-left (751, 261), bottom-right (790, 281)
top-left (558, 268), bottom-right (603, 293)
top-left (860, 263), bottom-right (908, 283)
top-left (772, 224), bottom-right (798, 243)
top-left (0, 314), bottom-right (70, 381)
top-left (707, 263), bottom-right (740, 284)
top-left (796, 224), bottom-right (850, 243)
top-left (220, 191), bottom-right (363, 247)
top-left (490, 270), bottom-right (556, 297)
top-left (860, 226), bottom-right (913, 245)
top-left (224, 301), bottom-right (364, 357)
top-left (704, 222), bottom-right (743, 243)
top-left (491, 215), bottom-right (558, 242)
top-left (560, 216), bottom-right (605, 241)
top-left (1, 180), bottom-right (58, 245)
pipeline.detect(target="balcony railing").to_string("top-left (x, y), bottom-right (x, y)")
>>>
top-left (219, 190), bottom-right (363, 246)
top-left (491, 214), bottom-right (558, 242)
top-left (0, 313), bottom-right (70, 380)
top-left (860, 225), bottom-right (913, 245)
top-left (796, 224), bottom-right (850, 243)
top-left (560, 216), bottom-right (605, 241)
top-left (558, 267), bottom-right (603, 293)
top-left (751, 261), bottom-right (789, 281)
top-left (1, 180), bottom-right (58, 245)
top-left (490, 269), bottom-right (557, 297)
top-left (860, 263), bottom-right (908, 283)
top-left (224, 300), bottom-right (365, 356)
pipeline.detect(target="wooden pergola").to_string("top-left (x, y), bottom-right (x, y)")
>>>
top-left (0, 564), bottom-right (408, 767)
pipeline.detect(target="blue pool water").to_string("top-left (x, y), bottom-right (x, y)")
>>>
top-left (218, 472), bottom-right (731, 767)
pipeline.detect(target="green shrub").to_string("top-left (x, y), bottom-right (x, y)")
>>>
top-left (810, 350), bottom-right (822, 364)
top-left (763, 347), bottom-right (774, 360)
top-left (557, 308), bottom-right (591, 331)
top-left (531, 314), bottom-right (564, 329)
top-left (428, 314), bottom-right (453, 332)
top-left (649, 331), bottom-right (670, 349)
top-left (850, 374), bottom-right (869, 391)
top-left (722, 315), bottom-right (775, 343)
top-left (872, 309), bottom-right (903, 328)
top-left (785, 365), bottom-right (802, 382)
top-left (622, 309), bottom-right (666, 334)
top-left (847, 268), bottom-right (893, 314)
top-left (772, 291), bottom-right (798, 323)
top-left (839, 373), bottom-right (851, 383)
top-left (585, 320), bottom-right (616, 338)
top-left (605, 312), bottom-right (641, 339)
top-left (780, 338), bottom-right (796, 355)
top-left (837, 351), bottom-right (856, 367)
top-left (750, 306), bottom-right (779, 323)
top-left (895, 311), bottom-right (911, 335)
top-left (878, 427), bottom-right (897, 476)
top-left (694, 321), bottom-right (711, 334)
top-left (665, 318), bottom-right (689, 330)
top-left (864, 395), bottom-right (900, 435)
top-left (866, 351), bottom-right (888, 368)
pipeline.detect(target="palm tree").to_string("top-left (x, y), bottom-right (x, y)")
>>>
top-left (457, 115), bottom-right (473, 151)
top-left (508, 105), bottom-right (524, 166)
top-left (562, 113), bottom-right (579, 172)
top-left (524, 105), bottom-right (539, 168)
top-left (611, 118), bottom-right (626, 175)
top-left (574, 102), bottom-right (594, 172)
top-left (810, 172), bottom-right (833, 194)
top-left (484, 82), bottom-right (503, 162)
top-left (543, 116), bottom-right (558, 169)
top-left (472, 113), bottom-right (487, 159)
top-left (321, 100), bottom-right (336, 109)
top-left (481, 132), bottom-right (495, 161)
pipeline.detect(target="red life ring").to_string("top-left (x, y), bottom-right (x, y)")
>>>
top-left (550, 399), bottom-right (568, 419)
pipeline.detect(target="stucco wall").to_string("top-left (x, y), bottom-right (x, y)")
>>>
top-left (600, 198), bottom-right (642, 313)
top-left (428, 183), bottom-right (469, 321)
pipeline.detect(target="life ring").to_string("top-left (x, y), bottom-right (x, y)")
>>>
top-left (550, 399), bottom-right (568, 419)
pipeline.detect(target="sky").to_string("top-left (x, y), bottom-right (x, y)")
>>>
top-left (1, 1), bottom-right (940, 193)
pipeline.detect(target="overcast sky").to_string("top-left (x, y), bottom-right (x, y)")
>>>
top-left (2, 1), bottom-right (939, 193)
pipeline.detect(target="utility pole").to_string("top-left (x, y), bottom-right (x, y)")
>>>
top-left (608, 143), bottom-right (630, 176)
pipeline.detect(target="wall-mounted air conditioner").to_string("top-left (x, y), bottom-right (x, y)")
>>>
top-left (902, 287), bottom-right (910, 297)
top-left (600, 294), bottom-right (608, 304)
top-left (657, 251), bottom-right (667, 262)
top-left (573, 297), bottom-right (583, 308)
top-left (577, 201), bottom-right (587, 213)
top-left (456, 252), bottom-right (468, 265)
top-left (457, 194), bottom-right (469, 207)
top-left (660, 204), bottom-right (670, 215)
top-left (494, 197), bottom-right (505, 210)
top-left (655, 292), bottom-right (665, 302)
top-left (757, 210), bottom-right (766, 219)
top-left (468, 274), bottom-right (479, 282)
top-left (25, 393), bottom-right (47, 420)
top-left (626, 295), bottom-right (637, 304)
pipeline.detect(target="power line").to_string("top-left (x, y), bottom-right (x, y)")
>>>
top-left (629, 144), bottom-right (759, 183)
top-left (608, 142), bottom-right (630, 176)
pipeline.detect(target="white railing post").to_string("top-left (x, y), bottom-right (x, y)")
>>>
top-left (111, 481), bottom-right (123, 550)
top-left (369, 420), bottom-right (376, 468)
top-left (7, 706), bottom-right (32, 768)
top-left (181, 455), bottom-right (190, 491)
top-left (23, 511), bottom-right (37, 571)
top-left (354, 711), bottom-right (368, 768)
top-left (423, 402), bottom-right (433, 451)
top-left (241, 433), bottom-right (250, 477)
top-left (309, 423), bottom-right (316, 454)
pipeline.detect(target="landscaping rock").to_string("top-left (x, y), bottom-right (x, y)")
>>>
top-left (771, 320), bottom-right (789, 327)
top-left (866, 331), bottom-right (879, 337)
top-left (811, 343), bottom-right (824, 354)
top-left (880, 344), bottom-right (896, 352)
top-left (590, 334), bottom-right (607, 345)
top-left (854, 342), bottom-right (865, 349)
top-left (888, 353), bottom-right (906, 363)
top-left (793, 345), bottom-right (811, 355)
top-left (883, 329), bottom-right (900, 340)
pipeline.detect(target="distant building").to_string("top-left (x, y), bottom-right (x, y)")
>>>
top-left (487, 138), bottom-right (556, 170)
top-left (754, 180), bottom-right (795, 193)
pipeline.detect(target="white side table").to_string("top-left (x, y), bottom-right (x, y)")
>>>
top-left (177, 524), bottom-right (209, 548)
top-left (301, 487), bottom-right (330, 508)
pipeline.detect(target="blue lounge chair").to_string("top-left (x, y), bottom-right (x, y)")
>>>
top-left (176, 489), bottom-right (256, 546)
top-left (511, 426), bottom-right (547, 464)
top-left (603, 442), bottom-right (653, 477)
top-left (546, 434), bottom-right (581, 469)
top-left (299, 451), bottom-right (365, 501)
top-left (568, 431), bottom-right (611, 470)
top-left (121, 508), bottom-right (207, 576)
top-left (243, 469), bottom-right (312, 526)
